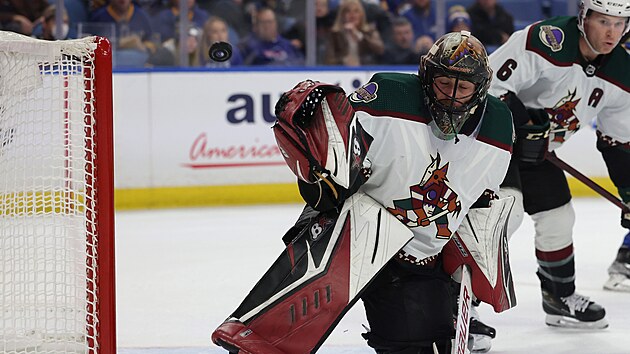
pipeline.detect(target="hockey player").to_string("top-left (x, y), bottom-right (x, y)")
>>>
top-left (211, 31), bottom-right (515, 354)
top-left (469, 0), bottom-right (630, 350)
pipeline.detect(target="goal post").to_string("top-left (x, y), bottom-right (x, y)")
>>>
top-left (0, 31), bottom-right (115, 354)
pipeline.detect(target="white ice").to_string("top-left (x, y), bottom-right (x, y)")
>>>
top-left (116, 198), bottom-right (630, 353)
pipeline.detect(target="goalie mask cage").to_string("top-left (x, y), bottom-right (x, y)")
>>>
top-left (0, 32), bottom-right (115, 354)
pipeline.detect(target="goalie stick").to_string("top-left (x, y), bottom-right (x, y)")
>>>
top-left (545, 152), bottom-right (630, 213)
top-left (453, 265), bottom-right (472, 354)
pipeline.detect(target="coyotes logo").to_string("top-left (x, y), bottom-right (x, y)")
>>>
top-left (388, 153), bottom-right (461, 239)
top-left (545, 89), bottom-right (581, 143)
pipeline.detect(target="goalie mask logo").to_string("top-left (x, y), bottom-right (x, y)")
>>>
top-left (545, 89), bottom-right (581, 143)
top-left (387, 153), bottom-right (461, 239)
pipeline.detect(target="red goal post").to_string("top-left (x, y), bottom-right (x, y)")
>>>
top-left (0, 31), bottom-right (115, 353)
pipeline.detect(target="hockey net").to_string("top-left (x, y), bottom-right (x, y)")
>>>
top-left (0, 31), bottom-right (115, 353)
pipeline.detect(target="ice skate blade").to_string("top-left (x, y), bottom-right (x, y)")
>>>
top-left (545, 315), bottom-right (609, 329)
top-left (603, 273), bottom-right (630, 292)
top-left (470, 333), bottom-right (492, 353)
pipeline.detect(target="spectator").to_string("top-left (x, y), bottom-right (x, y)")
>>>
top-left (379, 16), bottom-right (416, 65)
top-left (0, 0), bottom-right (49, 36)
top-left (38, 5), bottom-right (70, 40)
top-left (239, 7), bottom-right (304, 66)
top-left (362, 0), bottom-right (394, 43)
top-left (447, 5), bottom-right (472, 32)
top-left (200, 16), bottom-right (243, 67)
top-left (89, 0), bottom-right (154, 67)
top-left (401, 0), bottom-right (436, 41)
top-left (324, 0), bottom-right (385, 66)
top-left (206, 0), bottom-right (251, 38)
top-left (89, 0), bottom-right (153, 48)
top-left (147, 24), bottom-right (203, 66)
top-left (414, 30), bottom-right (433, 55)
top-left (247, 0), bottom-right (307, 55)
top-left (152, 0), bottom-right (209, 42)
top-left (379, 0), bottom-right (412, 15)
top-left (316, 0), bottom-right (336, 64)
top-left (467, 0), bottom-right (514, 47)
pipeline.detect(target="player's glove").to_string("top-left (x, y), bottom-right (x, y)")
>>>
top-left (514, 109), bottom-right (550, 164)
top-left (622, 205), bottom-right (630, 229)
top-left (500, 92), bottom-right (551, 164)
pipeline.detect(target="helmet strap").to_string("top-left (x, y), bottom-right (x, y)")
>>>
top-left (581, 30), bottom-right (602, 57)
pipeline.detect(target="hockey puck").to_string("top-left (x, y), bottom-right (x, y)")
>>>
top-left (209, 41), bottom-right (233, 62)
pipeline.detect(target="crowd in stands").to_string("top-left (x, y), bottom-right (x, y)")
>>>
top-left (0, 0), bottom-right (614, 68)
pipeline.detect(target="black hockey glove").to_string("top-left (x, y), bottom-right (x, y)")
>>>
top-left (622, 206), bottom-right (630, 229)
top-left (514, 108), bottom-right (550, 164)
top-left (500, 91), bottom-right (530, 127)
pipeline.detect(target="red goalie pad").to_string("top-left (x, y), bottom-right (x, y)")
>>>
top-left (211, 193), bottom-right (412, 354)
top-left (273, 80), bottom-right (368, 189)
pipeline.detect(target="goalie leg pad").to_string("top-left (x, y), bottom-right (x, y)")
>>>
top-left (211, 193), bottom-right (413, 354)
top-left (442, 196), bottom-right (517, 313)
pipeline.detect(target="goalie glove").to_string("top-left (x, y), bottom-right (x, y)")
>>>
top-left (273, 80), bottom-right (373, 208)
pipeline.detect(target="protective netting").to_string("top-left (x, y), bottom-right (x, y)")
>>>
top-left (0, 31), bottom-right (107, 354)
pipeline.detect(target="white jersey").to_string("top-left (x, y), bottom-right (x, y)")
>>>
top-left (488, 16), bottom-right (630, 150)
top-left (349, 72), bottom-right (513, 261)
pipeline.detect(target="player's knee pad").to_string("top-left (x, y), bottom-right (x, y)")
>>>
top-left (498, 187), bottom-right (524, 239)
top-left (531, 202), bottom-right (575, 252)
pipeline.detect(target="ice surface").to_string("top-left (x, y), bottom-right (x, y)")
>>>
top-left (116, 198), bottom-right (630, 353)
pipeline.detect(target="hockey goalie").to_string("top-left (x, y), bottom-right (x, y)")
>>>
top-left (212, 31), bottom-right (518, 354)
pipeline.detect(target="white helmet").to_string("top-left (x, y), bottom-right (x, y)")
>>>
top-left (578, 0), bottom-right (630, 37)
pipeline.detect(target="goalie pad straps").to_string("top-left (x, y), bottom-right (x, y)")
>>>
top-left (442, 196), bottom-right (517, 313)
top-left (273, 80), bottom-right (373, 192)
top-left (211, 193), bottom-right (413, 354)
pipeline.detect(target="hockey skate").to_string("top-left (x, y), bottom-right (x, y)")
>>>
top-left (469, 304), bottom-right (496, 353)
top-left (542, 289), bottom-right (608, 329)
top-left (603, 247), bottom-right (630, 292)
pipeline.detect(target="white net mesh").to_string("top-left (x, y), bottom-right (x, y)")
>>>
top-left (0, 31), bottom-right (108, 353)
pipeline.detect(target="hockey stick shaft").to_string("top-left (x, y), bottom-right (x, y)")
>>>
top-left (545, 152), bottom-right (629, 213)
top-left (453, 265), bottom-right (472, 354)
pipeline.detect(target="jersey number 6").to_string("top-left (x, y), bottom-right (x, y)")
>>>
top-left (497, 59), bottom-right (518, 81)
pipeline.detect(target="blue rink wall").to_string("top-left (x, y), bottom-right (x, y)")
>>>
top-left (112, 66), bottom-right (615, 210)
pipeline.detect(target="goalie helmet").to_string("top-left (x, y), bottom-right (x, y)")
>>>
top-left (419, 31), bottom-right (492, 140)
top-left (578, 0), bottom-right (630, 37)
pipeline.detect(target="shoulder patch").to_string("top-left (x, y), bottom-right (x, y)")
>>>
top-left (349, 82), bottom-right (379, 103)
top-left (538, 25), bottom-right (564, 52)
top-left (525, 17), bottom-right (579, 66)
